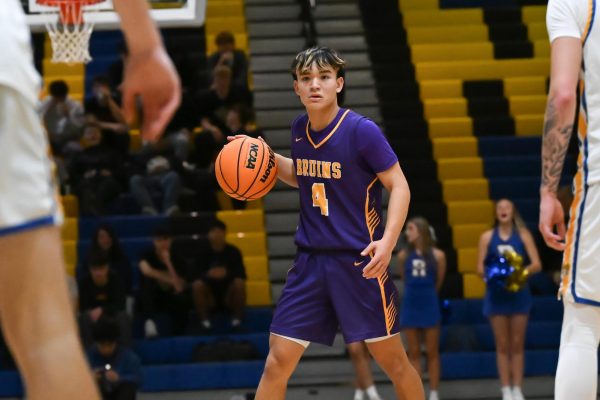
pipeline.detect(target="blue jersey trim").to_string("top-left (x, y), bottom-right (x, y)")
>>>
top-left (0, 215), bottom-right (57, 237)
top-left (583, 0), bottom-right (596, 45)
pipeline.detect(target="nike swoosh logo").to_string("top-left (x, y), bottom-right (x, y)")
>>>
top-left (295, 137), bottom-right (303, 142)
top-left (354, 260), bottom-right (364, 267)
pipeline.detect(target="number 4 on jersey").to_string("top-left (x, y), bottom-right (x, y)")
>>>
top-left (312, 183), bottom-right (329, 216)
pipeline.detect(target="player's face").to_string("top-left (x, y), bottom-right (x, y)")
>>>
top-left (406, 222), bottom-right (419, 244)
top-left (294, 64), bottom-right (344, 111)
top-left (496, 200), bottom-right (514, 224)
top-left (97, 229), bottom-right (113, 251)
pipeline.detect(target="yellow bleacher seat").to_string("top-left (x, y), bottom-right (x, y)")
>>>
top-left (61, 218), bottom-right (78, 241)
top-left (206, 17), bottom-right (247, 35)
top-left (243, 256), bottom-right (268, 281)
top-left (428, 117), bottom-right (473, 138)
top-left (442, 179), bottom-right (489, 202)
top-left (463, 273), bottom-right (486, 298)
top-left (402, 9), bottom-right (483, 27)
top-left (226, 232), bottom-right (267, 257)
top-left (416, 59), bottom-right (550, 81)
top-left (526, 22), bottom-right (548, 41)
top-left (63, 240), bottom-right (77, 265)
top-left (522, 5), bottom-right (547, 23)
top-left (61, 195), bottom-right (79, 217)
top-left (504, 76), bottom-right (547, 97)
top-left (452, 223), bottom-right (489, 248)
top-left (206, 1), bottom-right (245, 18)
top-left (423, 98), bottom-right (468, 119)
top-left (129, 130), bottom-right (143, 152)
top-left (437, 158), bottom-right (484, 180)
top-left (65, 263), bottom-right (76, 277)
top-left (217, 209), bottom-right (264, 233)
top-left (407, 25), bottom-right (488, 45)
top-left (509, 95), bottom-right (547, 116)
top-left (207, 33), bottom-right (248, 54)
top-left (43, 60), bottom-right (84, 77)
top-left (432, 137), bottom-right (478, 159)
top-left (411, 42), bottom-right (493, 63)
top-left (533, 40), bottom-right (550, 58)
top-left (448, 200), bottom-right (494, 225)
top-left (246, 281), bottom-right (272, 306)
top-left (515, 114), bottom-right (544, 136)
top-left (399, 0), bottom-right (440, 11)
top-left (458, 247), bottom-right (479, 273)
top-left (419, 80), bottom-right (462, 99)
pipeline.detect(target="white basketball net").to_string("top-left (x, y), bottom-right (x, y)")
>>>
top-left (43, 3), bottom-right (97, 64)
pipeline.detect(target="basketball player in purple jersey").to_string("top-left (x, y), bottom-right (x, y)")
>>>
top-left (255, 47), bottom-right (424, 399)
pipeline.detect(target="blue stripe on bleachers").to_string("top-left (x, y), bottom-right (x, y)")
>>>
top-left (488, 177), bottom-right (540, 200)
top-left (479, 137), bottom-right (541, 157)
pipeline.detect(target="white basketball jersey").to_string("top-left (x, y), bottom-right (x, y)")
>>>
top-left (0, 0), bottom-right (42, 104)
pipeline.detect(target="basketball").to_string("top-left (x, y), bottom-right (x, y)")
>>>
top-left (215, 137), bottom-right (278, 201)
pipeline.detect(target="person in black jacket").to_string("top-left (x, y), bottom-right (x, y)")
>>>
top-left (207, 31), bottom-right (249, 89)
top-left (78, 252), bottom-right (131, 347)
top-left (192, 219), bottom-right (246, 330)
top-left (68, 124), bottom-right (122, 215)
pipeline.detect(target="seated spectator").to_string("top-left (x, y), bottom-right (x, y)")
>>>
top-left (207, 31), bottom-right (249, 89)
top-left (78, 252), bottom-right (131, 348)
top-left (196, 65), bottom-right (252, 130)
top-left (192, 219), bottom-right (246, 330)
top-left (88, 317), bottom-right (141, 400)
top-left (39, 79), bottom-right (85, 155)
top-left (79, 224), bottom-right (133, 294)
top-left (68, 124), bottom-right (122, 215)
top-left (129, 152), bottom-right (182, 216)
top-left (85, 76), bottom-right (130, 156)
top-left (138, 226), bottom-right (193, 337)
top-left (225, 104), bottom-right (264, 139)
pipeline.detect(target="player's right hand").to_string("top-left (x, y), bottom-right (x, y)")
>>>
top-left (539, 191), bottom-right (566, 251)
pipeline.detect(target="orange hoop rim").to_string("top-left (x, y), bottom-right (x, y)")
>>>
top-left (36, 0), bottom-right (105, 24)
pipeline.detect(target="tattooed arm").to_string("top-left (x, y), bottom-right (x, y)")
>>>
top-left (539, 37), bottom-right (581, 250)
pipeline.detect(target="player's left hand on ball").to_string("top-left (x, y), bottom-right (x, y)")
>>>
top-left (361, 240), bottom-right (393, 279)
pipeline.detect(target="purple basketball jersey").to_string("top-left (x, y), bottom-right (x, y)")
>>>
top-left (291, 108), bottom-right (398, 251)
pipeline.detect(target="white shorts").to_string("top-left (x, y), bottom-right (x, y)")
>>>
top-left (0, 85), bottom-right (62, 235)
top-left (561, 178), bottom-right (600, 306)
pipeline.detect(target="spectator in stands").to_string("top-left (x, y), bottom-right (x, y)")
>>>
top-left (88, 317), bottom-right (141, 400)
top-left (68, 124), bottom-right (123, 216)
top-left (192, 219), bottom-right (246, 331)
top-left (39, 79), bottom-right (85, 156)
top-left (398, 217), bottom-right (446, 400)
top-left (129, 150), bottom-right (182, 216)
top-left (85, 76), bottom-right (130, 156)
top-left (138, 226), bottom-right (193, 337)
top-left (225, 104), bottom-right (264, 139)
top-left (107, 42), bottom-right (128, 92)
top-left (347, 342), bottom-right (383, 400)
top-left (207, 31), bottom-right (249, 88)
top-left (476, 199), bottom-right (541, 400)
top-left (81, 224), bottom-right (134, 294)
top-left (78, 252), bottom-right (131, 348)
top-left (196, 65), bottom-right (252, 130)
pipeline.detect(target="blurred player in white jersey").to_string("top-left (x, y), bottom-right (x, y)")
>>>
top-left (0, 1), bottom-right (179, 398)
top-left (541, 0), bottom-right (600, 399)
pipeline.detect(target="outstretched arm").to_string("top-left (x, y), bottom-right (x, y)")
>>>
top-left (361, 162), bottom-right (410, 279)
top-left (539, 37), bottom-right (581, 250)
top-left (112, 0), bottom-right (181, 142)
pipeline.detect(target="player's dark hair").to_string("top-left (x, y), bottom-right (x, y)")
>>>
top-left (88, 250), bottom-right (109, 269)
top-left (49, 80), bottom-right (69, 99)
top-left (152, 225), bottom-right (173, 239)
top-left (209, 219), bottom-right (227, 232)
top-left (291, 47), bottom-right (346, 105)
top-left (215, 31), bottom-right (235, 46)
top-left (92, 316), bottom-right (120, 343)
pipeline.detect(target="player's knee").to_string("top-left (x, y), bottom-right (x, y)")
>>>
top-left (509, 336), bottom-right (524, 354)
top-left (263, 351), bottom-right (294, 380)
top-left (347, 343), bottom-right (366, 359)
top-left (495, 338), bottom-right (509, 354)
top-left (385, 354), bottom-right (414, 380)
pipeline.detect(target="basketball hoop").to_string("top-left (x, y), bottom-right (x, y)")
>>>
top-left (36, 0), bottom-right (105, 64)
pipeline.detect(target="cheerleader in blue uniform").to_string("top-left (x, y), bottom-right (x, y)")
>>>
top-left (476, 199), bottom-right (541, 400)
top-left (398, 217), bottom-right (446, 400)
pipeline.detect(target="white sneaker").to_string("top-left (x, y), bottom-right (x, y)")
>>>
top-left (144, 319), bottom-right (158, 338)
top-left (512, 386), bottom-right (525, 400)
top-left (501, 386), bottom-right (513, 400)
top-left (353, 389), bottom-right (365, 400)
top-left (429, 390), bottom-right (439, 400)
